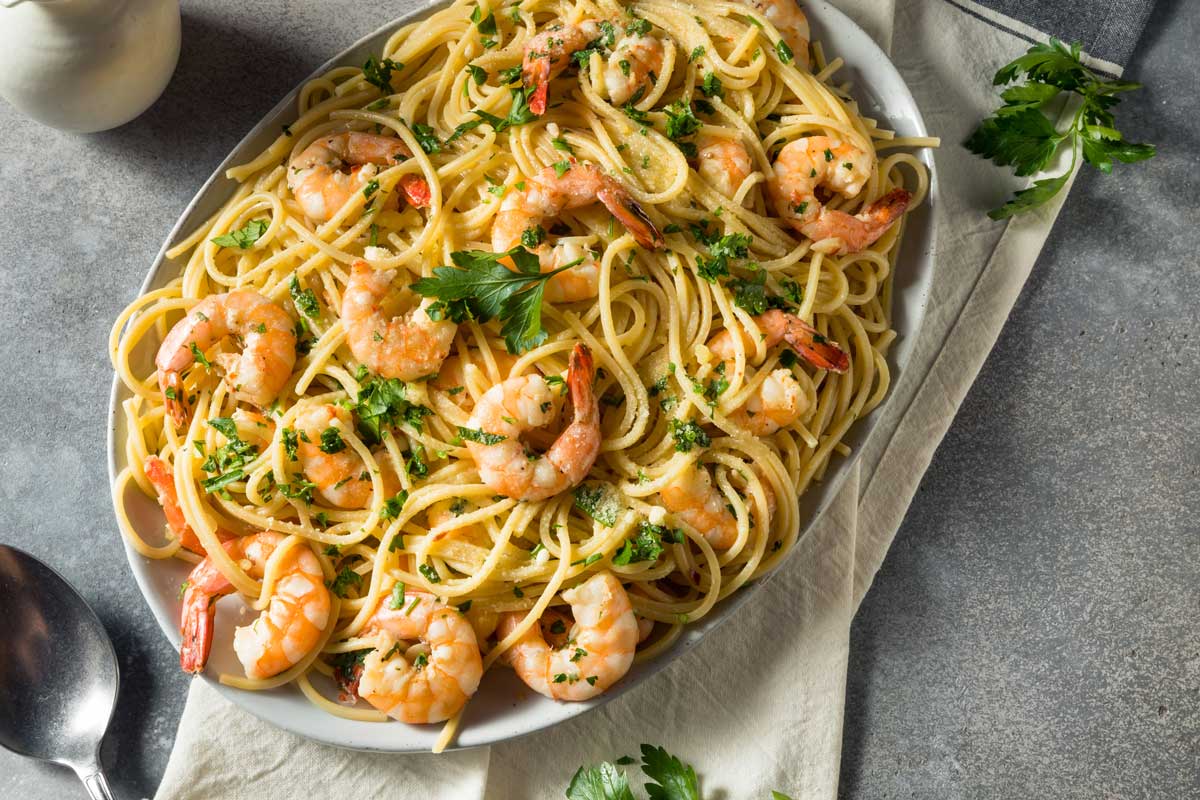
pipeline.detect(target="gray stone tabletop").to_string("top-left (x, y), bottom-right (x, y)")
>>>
top-left (0, 1), bottom-right (1195, 798)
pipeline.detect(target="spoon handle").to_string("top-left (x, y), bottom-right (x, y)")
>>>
top-left (75, 766), bottom-right (115, 800)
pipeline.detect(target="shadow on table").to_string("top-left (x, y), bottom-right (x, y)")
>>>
top-left (86, 11), bottom-right (321, 181)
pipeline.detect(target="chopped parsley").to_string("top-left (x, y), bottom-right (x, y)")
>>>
top-left (329, 566), bottom-right (363, 598)
top-left (211, 219), bottom-right (268, 250)
top-left (418, 563), bottom-right (442, 584)
top-left (668, 419), bottom-right (711, 452)
top-left (318, 427), bottom-right (346, 454)
top-left (381, 490), bottom-right (409, 520)
top-left (776, 39), bottom-right (794, 64)
top-left (289, 275), bottom-right (320, 320)
top-left (699, 72), bottom-right (724, 99)
top-left (362, 56), bottom-right (403, 93)
top-left (411, 122), bottom-right (441, 154)
top-left (353, 374), bottom-right (432, 444)
top-left (457, 426), bottom-right (507, 445)
top-left (574, 483), bottom-right (621, 527)
top-left (612, 521), bottom-right (676, 565)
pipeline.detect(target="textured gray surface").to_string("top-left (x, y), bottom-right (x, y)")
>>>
top-left (0, 1), bottom-right (1194, 798)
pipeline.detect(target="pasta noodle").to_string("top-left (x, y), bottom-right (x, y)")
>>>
top-left (110, 0), bottom-right (935, 750)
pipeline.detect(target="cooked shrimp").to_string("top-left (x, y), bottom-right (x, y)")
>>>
top-left (492, 161), bottom-right (664, 301)
top-left (156, 290), bottom-right (297, 427)
top-left (465, 343), bottom-right (600, 501)
top-left (342, 260), bottom-right (457, 380)
top-left (179, 531), bottom-right (330, 678)
top-left (357, 590), bottom-right (483, 723)
top-left (522, 22), bottom-right (601, 115)
top-left (770, 136), bottom-right (911, 255)
top-left (287, 131), bottom-right (431, 222)
top-left (604, 34), bottom-right (664, 105)
top-left (143, 455), bottom-right (234, 555)
top-left (432, 350), bottom-right (521, 409)
top-left (661, 465), bottom-right (737, 549)
top-left (696, 134), bottom-right (754, 200)
top-left (749, 0), bottom-right (811, 69)
top-left (706, 308), bottom-right (847, 433)
top-left (661, 465), bottom-right (777, 549)
top-left (293, 403), bottom-right (397, 509)
top-left (496, 571), bottom-right (637, 700)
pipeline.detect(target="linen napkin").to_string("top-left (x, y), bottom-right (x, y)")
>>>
top-left (153, 1), bottom-right (1156, 797)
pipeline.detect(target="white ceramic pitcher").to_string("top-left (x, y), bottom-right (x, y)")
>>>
top-left (0, 0), bottom-right (180, 132)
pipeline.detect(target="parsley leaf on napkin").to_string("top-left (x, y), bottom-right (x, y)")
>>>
top-left (965, 38), bottom-right (1155, 219)
top-left (565, 744), bottom-right (794, 799)
top-left (641, 744), bottom-right (700, 800)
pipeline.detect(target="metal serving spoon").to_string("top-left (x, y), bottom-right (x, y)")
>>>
top-left (0, 545), bottom-right (118, 799)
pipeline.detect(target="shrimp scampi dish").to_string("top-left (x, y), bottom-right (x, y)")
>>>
top-left (111, 0), bottom-right (935, 751)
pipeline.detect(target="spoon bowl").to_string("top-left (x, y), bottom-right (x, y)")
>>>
top-left (0, 545), bottom-right (118, 799)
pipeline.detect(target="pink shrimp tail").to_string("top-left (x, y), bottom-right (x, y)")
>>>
top-left (864, 188), bottom-right (912, 232)
top-left (400, 174), bottom-right (432, 208)
top-left (783, 317), bottom-right (850, 373)
top-left (160, 371), bottom-right (188, 428)
top-left (180, 582), bottom-right (219, 674)
top-left (178, 541), bottom-right (240, 673)
top-left (567, 343), bottom-right (597, 422)
top-left (523, 57), bottom-right (551, 115)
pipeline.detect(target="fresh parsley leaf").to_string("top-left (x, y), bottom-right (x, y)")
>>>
top-left (565, 762), bottom-right (636, 800)
top-left (211, 219), bottom-right (268, 249)
top-left (471, 4), bottom-right (497, 35)
top-left (664, 100), bottom-right (701, 145)
top-left (985, 170), bottom-right (1072, 220)
top-left (967, 37), bottom-right (1154, 217)
top-left (641, 744), bottom-right (700, 800)
top-left (688, 45), bottom-right (705, 63)
top-left (499, 65), bottom-right (522, 84)
top-left (411, 246), bottom-right (576, 353)
top-left (965, 108), bottom-right (1063, 177)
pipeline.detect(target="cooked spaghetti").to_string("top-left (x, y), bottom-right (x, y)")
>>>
top-left (109, 0), bottom-right (935, 750)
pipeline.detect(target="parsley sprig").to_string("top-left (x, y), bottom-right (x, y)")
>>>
top-left (966, 38), bottom-right (1155, 219)
top-left (566, 743), bottom-right (795, 800)
top-left (411, 246), bottom-right (580, 353)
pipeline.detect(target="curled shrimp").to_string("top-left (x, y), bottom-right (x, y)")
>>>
top-left (357, 590), bottom-right (483, 724)
top-left (661, 465), bottom-right (776, 549)
top-left (770, 136), bottom-right (911, 255)
top-left (287, 131), bottom-right (431, 222)
top-left (179, 531), bottom-right (330, 678)
top-left (293, 403), bottom-right (397, 509)
top-left (143, 455), bottom-right (234, 555)
top-left (604, 33), bottom-right (664, 105)
top-left (492, 160), bottom-right (664, 302)
top-left (155, 290), bottom-right (297, 428)
top-left (342, 260), bottom-right (457, 380)
top-left (749, 0), bottom-right (811, 69)
top-left (496, 571), bottom-right (638, 700)
top-left (695, 134), bottom-right (754, 200)
top-left (522, 22), bottom-right (601, 115)
top-left (465, 343), bottom-right (600, 501)
top-left (707, 308), bottom-right (847, 434)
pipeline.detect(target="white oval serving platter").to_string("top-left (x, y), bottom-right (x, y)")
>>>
top-left (107, 0), bottom-right (937, 752)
